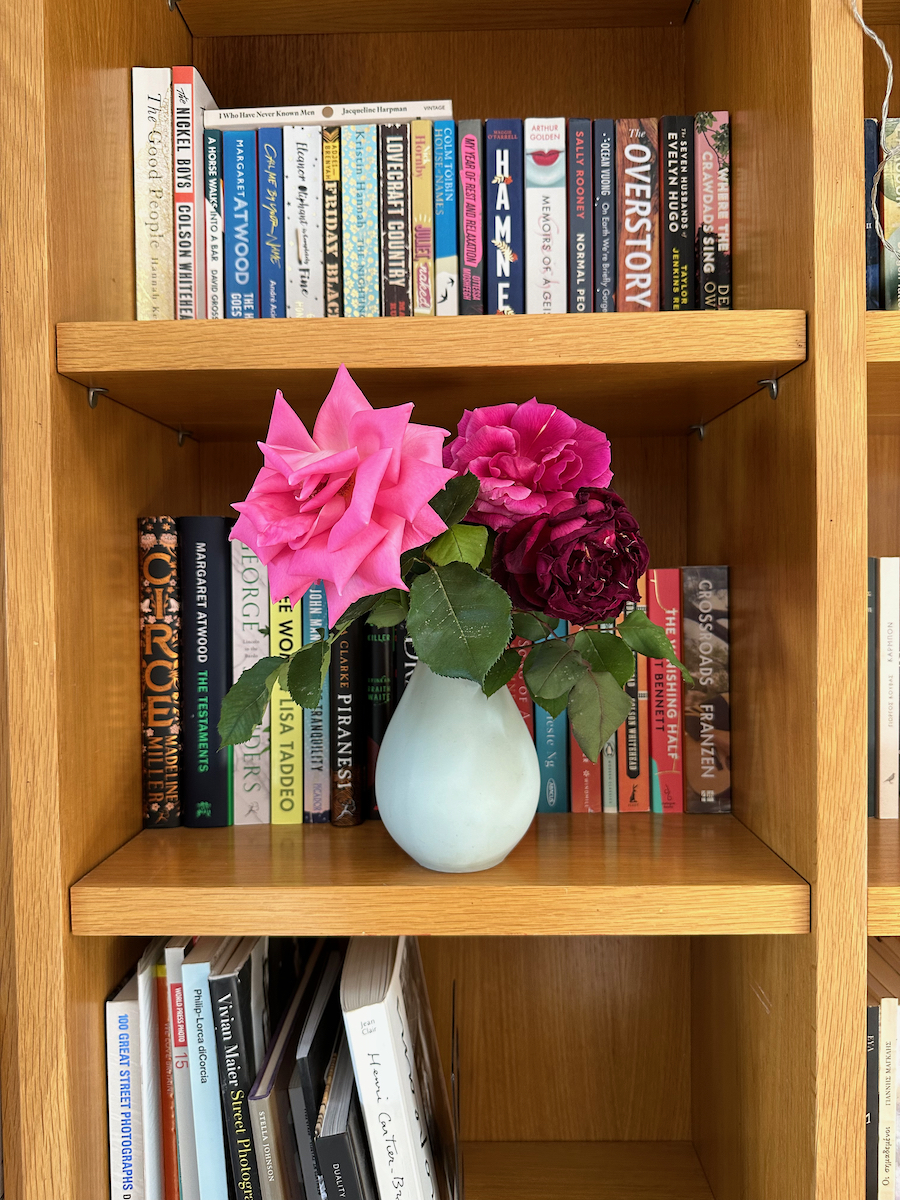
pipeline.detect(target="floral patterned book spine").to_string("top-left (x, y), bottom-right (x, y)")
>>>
top-left (138, 516), bottom-right (182, 828)
top-left (615, 118), bottom-right (659, 312)
top-left (647, 567), bottom-right (684, 813)
top-left (411, 119), bottom-right (436, 315)
top-left (682, 566), bottom-right (731, 814)
top-left (698, 110), bottom-right (731, 310)
top-left (341, 124), bottom-right (380, 317)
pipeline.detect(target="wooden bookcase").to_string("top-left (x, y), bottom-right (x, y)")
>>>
top-left (0, 0), bottom-right (872, 1196)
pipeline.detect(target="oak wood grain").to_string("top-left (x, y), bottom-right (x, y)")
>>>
top-left (867, 819), bottom-right (900, 933)
top-left (867, 434), bottom-right (900, 554)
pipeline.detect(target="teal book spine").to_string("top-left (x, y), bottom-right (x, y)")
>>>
top-left (341, 125), bottom-right (380, 316)
top-left (303, 584), bottom-right (331, 824)
top-left (535, 620), bottom-right (570, 812)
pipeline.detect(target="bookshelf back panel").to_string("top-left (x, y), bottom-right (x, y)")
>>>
top-left (864, 24), bottom-right (900, 116)
top-left (868, 433), bottom-right (900, 554)
top-left (193, 28), bottom-right (685, 120)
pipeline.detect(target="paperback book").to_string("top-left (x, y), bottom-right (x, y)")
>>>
top-left (232, 543), bottom-right (270, 823)
top-left (616, 118), bottom-right (659, 311)
top-left (682, 566), bottom-right (731, 813)
top-left (379, 123), bottom-right (412, 316)
top-left (270, 595), bottom-right (303, 824)
top-left (139, 517), bottom-right (181, 828)
top-left (223, 130), bottom-right (260, 318)
top-left (457, 120), bottom-right (485, 314)
top-left (172, 67), bottom-right (217, 319)
top-left (284, 126), bottom-right (324, 318)
top-left (486, 118), bottom-right (525, 315)
top-left (132, 67), bottom-right (174, 320)
top-left (525, 117), bottom-right (567, 313)
top-left (258, 128), bottom-right (286, 318)
top-left (433, 120), bottom-right (459, 315)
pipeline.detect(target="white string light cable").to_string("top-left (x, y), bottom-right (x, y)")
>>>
top-left (852, 0), bottom-right (900, 262)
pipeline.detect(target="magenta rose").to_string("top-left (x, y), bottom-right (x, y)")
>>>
top-left (491, 488), bottom-right (650, 624)
top-left (443, 398), bottom-right (613, 531)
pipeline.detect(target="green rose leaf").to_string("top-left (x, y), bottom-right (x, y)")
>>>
top-left (407, 561), bottom-right (512, 684)
top-left (331, 593), bottom-right (379, 634)
top-left (286, 640), bottom-right (332, 708)
top-left (533, 691), bottom-right (570, 719)
top-left (218, 656), bottom-right (285, 748)
top-left (512, 611), bottom-right (557, 642)
top-left (366, 589), bottom-right (410, 627)
top-left (523, 638), bottom-right (589, 699)
top-left (426, 523), bottom-right (489, 569)
top-left (482, 647), bottom-right (522, 697)
top-left (618, 608), bottom-right (693, 683)
top-left (479, 527), bottom-right (496, 572)
top-left (429, 472), bottom-right (481, 527)
top-left (574, 629), bottom-right (635, 688)
top-left (568, 669), bottom-right (633, 762)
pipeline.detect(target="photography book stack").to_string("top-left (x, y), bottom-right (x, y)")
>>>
top-left (106, 935), bottom-right (457, 1200)
top-left (133, 68), bottom-right (732, 321)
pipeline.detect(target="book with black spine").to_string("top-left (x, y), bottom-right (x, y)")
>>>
top-left (379, 124), bottom-right (412, 317)
top-left (323, 126), bottom-right (344, 316)
top-left (567, 118), bottom-right (592, 313)
top-left (593, 119), bottom-right (616, 312)
top-left (457, 120), bottom-right (485, 314)
top-left (315, 1031), bottom-right (378, 1200)
top-left (365, 626), bottom-right (394, 817)
top-left (866, 118), bottom-right (881, 311)
top-left (330, 624), bottom-right (365, 825)
top-left (616, 118), bottom-right (659, 311)
top-left (177, 516), bottom-right (233, 826)
top-left (139, 517), bottom-right (181, 828)
top-left (867, 994), bottom-right (879, 1200)
top-left (394, 621), bottom-right (418, 701)
top-left (660, 116), bottom-right (695, 311)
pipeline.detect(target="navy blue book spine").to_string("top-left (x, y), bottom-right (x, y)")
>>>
top-left (869, 557), bottom-right (878, 818)
top-left (567, 119), bottom-right (592, 312)
top-left (258, 127), bottom-right (285, 318)
top-left (485, 119), bottom-right (524, 314)
top-left (593, 120), bottom-right (616, 312)
top-left (177, 516), bottom-right (233, 826)
top-left (223, 129), bottom-right (259, 318)
top-left (866, 118), bottom-right (881, 311)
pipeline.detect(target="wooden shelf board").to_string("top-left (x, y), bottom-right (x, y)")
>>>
top-left (176, 0), bottom-right (694, 36)
top-left (56, 312), bottom-right (806, 441)
top-left (868, 818), bottom-right (900, 933)
top-left (70, 814), bottom-right (809, 937)
top-left (463, 1141), bottom-right (713, 1200)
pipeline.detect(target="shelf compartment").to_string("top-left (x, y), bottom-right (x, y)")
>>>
top-left (70, 814), bottom-right (809, 937)
top-left (868, 818), bottom-right (900, 934)
top-left (56, 311), bottom-right (806, 441)
top-left (863, 1), bottom-right (899, 22)
top-left (176, 0), bottom-right (694, 36)
top-left (867, 311), bottom-right (900, 432)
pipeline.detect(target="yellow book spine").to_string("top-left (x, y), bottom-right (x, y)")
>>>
top-left (411, 119), bottom-right (435, 315)
top-left (270, 596), bottom-right (304, 824)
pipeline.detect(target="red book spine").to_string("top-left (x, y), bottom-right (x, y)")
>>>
top-left (155, 966), bottom-right (180, 1200)
top-left (647, 568), bottom-right (684, 812)
top-left (615, 118), bottom-right (659, 311)
top-left (567, 625), bottom-right (602, 811)
top-left (506, 637), bottom-right (534, 739)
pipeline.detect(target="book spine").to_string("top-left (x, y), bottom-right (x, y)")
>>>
top-left (250, 1095), bottom-right (286, 1200)
top-left (695, 114), bottom-right (718, 310)
top-left (457, 120), bottom-right (485, 314)
top-left (879, 997), bottom-right (898, 1198)
top-left (601, 734), bottom-right (618, 812)
top-left (867, 119), bottom-right (882, 311)
top-left (647, 568), bottom-right (684, 812)
top-left (660, 116), bottom-right (695, 311)
top-left (868, 1002), bottom-right (879, 1200)
top-left (617, 616), bottom-right (650, 813)
top-left (223, 130), bottom-right (260, 317)
top-left (565, 624), bottom-right (600, 812)
top-left (204, 130), bottom-right (225, 320)
top-left (206, 100), bottom-right (454, 130)
top-left (107, 992), bottom-right (145, 1200)
top-left (525, 117), bottom-right (567, 314)
top-left (434, 120), bottom-right (459, 315)
top-left (536, 622), bottom-right (570, 812)
top-left (682, 566), bottom-right (731, 813)
top-left (166, 949), bottom-right (201, 1200)
top-left (317, 1133), bottom-right (365, 1200)
top-left (132, 67), bottom-right (174, 320)
top-left (616, 118), bottom-right (659, 312)
top-left (323, 127), bottom-right (344, 316)
top-left (379, 124), bottom-right (412, 316)
top-left (232, 542), bottom-right (270, 823)
top-left (567, 118), bottom-right (592, 312)
top-left (155, 966), bottom-right (180, 1200)
top-left (879, 557), bottom-right (900, 818)
top-left (870, 557), bottom-right (879, 819)
top-left (270, 596), bottom-right (304, 824)
top-left (411, 120), bottom-right (436, 315)
top-left (284, 126), bottom-right (325, 317)
top-left (178, 518), bottom-right (233, 826)
top-left (366, 627), bottom-right (394, 817)
top-left (181, 962), bottom-right (230, 1200)
top-left (172, 68), bottom-right (213, 319)
top-left (486, 119), bottom-right (525, 315)
top-left (394, 621), bottom-right (418, 701)
top-left (886, 119), bottom-right (900, 310)
top-left (593, 119), bottom-right (616, 312)
top-left (258, 128), bottom-right (286, 318)
top-left (341, 125), bottom-right (381, 316)
top-left (210, 976), bottom-right (263, 1200)
top-left (695, 111), bottom-right (731, 309)
top-left (506, 638), bottom-right (534, 740)
top-left (302, 584), bottom-right (331, 824)
top-left (331, 624), bottom-right (365, 825)
top-left (139, 517), bottom-right (181, 828)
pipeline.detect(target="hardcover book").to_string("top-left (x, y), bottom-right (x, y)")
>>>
top-left (365, 627), bottom-right (394, 816)
top-left (378, 124), bottom-right (412, 317)
top-left (536, 621), bottom-right (569, 811)
top-left (506, 637), bottom-right (534, 740)
top-left (616, 118), bottom-right (659, 311)
top-left (232, 542), bottom-right (270, 824)
top-left (136, 938), bottom-right (168, 1200)
top-left (617, 597), bottom-right (650, 812)
top-left (132, 67), bottom-right (174, 320)
top-left (205, 100), bottom-right (453, 131)
top-left (154, 960), bottom-right (180, 1200)
top-left (223, 130), bottom-right (260, 318)
top-left (204, 129), bottom-right (224, 319)
top-left (695, 115), bottom-right (718, 310)
top-left (433, 120), bottom-right (459, 315)
top-left (315, 1032), bottom-right (378, 1200)
top-left (165, 937), bottom-right (201, 1200)
top-left (394, 621), bottom-right (418, 700)
top-left (884, 119), bottom-right (900, 310)
top-left (567, 626), bottom-right (601, 812)
top-left (525, 118), bottom-right (567, 314)
top-left (567, 118), bottom-right (592, 313)
top-left (660, 116), bottom-right (695, 311)
top-left (682, 566), bottom-right (731, 813)
top-left (284, 126), bottom-right (325, 317)
top-left (411, 119), bottom-right (436, 315)
top-left (139, 517), bottom-right (181, 828)
top-left (593, 119), bottom-right (616, 312)
top-left (866, 119), bottom-right (881, 311)
top-left (486, 119), bottom-right (525, 315)
top-left (342, 125), bottom-right (381, 316)
top-left (878, 557), bottom-right (899, 818)
top-left (172, 67), bottom-right (217, 319)
top-left (695, 111), bottom-right (731, 309)
top-left (323, 127), bottom-right (344, 316)
top-left (270, 595), bottom-right (304, 824)
top-left (867, 996), bottom-right (879, 1200)
top-left (330, 623), bottom-right (365, 825)
top-left (302, 584), bottom-right (331, 823)
top-left (107, 972), bottom-right (145, 1200)
top-left (178, 517), bottom-right (233, 826)
top-left (258, 128), bottom-right (286, 318)
top-left (457, 120), bottom-right (485, 314)
top-left (647, 568), bottom-right (684, 812)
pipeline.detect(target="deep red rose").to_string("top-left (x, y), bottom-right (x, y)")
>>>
top-left (491, 487), bottom-right (650, 624)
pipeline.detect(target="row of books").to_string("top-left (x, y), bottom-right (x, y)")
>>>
top-left (132, 67), bottom-right (732, 320)
top-left (868, 557), bottom-right (900, 818)
top-left (866, 937), bottom-right (900, 1198)
top-left (865, 117), bottom-right (900, 310)
top-left (106, 935), bottom-right (455, 1200)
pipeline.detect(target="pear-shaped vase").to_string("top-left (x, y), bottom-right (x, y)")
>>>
top-left (375, 662), bottom-right (541, 873)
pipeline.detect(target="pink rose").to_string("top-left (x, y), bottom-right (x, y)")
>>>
top-left (231, 366), bottom-right (455, 624)
top-left (443, 398), bottom-right (613, 531)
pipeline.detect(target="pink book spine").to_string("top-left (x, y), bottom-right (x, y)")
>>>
top-left (695, 116), bottom-right (717, 312)
top-left (506, 637), bottom-right (535, 740)
top-left (647, 568), bottom-right (684, 812)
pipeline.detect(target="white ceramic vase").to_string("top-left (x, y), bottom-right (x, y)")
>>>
top-left (375, 662), bottom-right (541, 873)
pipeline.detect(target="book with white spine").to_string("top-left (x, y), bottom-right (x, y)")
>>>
top-left (205, 128), bottom-right (224, 319)
top-left (107, 972), bottom-right (145, 1200)
top-left (206, 99), bottom-right (452, 131)
top-left (879, 557), bottom-right (899, 819)
top-left (284, 126), bottom-right (325, 317)
top-left (132, 67), bottom-right (174, 320)
top-left (137, 938), bottom-right (168, 1200)
top-left (165, 937), bottom-right (201, 1200)
top-left (524, 118), bottom-right (567, 314)
top-left (232, 541), bottom-right (270, 822)
top-left (172, 67), bottom-right (217, 319)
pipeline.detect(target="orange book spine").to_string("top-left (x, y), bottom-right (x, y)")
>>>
top-left (155, 966), bottom-right (180, 1200)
